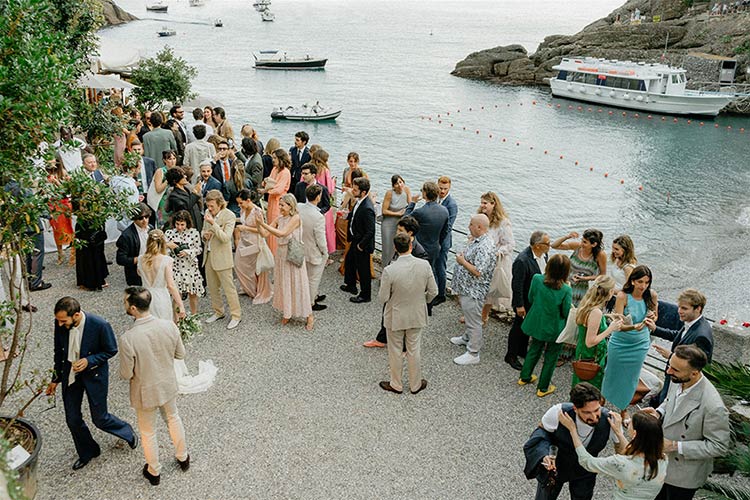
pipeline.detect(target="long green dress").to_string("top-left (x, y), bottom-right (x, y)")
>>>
top-left (571, 315), bottom-right (608, 389)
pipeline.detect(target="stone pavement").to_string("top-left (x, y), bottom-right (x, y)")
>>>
top-left (19, 245), bottom-right (623, 500)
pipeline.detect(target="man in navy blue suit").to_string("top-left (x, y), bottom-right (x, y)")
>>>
top-left (341, 177), bottom-right (376, 303)
top-left (288, 131), bottom-right (310, 195)
top-left (46, 297), bottom-right (138, 470)
top-left (434, 176), bottom-right (458, 306)
top-left (82, 153), bottom-right (106, 183)
top-left (405, 182), bottom-right (449, 294)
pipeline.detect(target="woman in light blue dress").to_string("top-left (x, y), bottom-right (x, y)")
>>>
top-left (601, 265), bottom-right (658, 410)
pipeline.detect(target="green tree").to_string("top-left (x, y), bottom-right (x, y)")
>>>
top-left (131, 46), bottom-right (197, 109)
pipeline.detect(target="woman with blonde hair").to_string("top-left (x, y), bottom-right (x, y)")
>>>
top-left (259, 148), bottom-right (291, 254)
top-left (311, 148), bottom-right (337, 253)
top-left (478, 191), bottom-right (515, 323)
top-left (256, 194), bottom-right (314, 330)
top-left (572, 275), bottom-right (623, 389)
top-left (137, 229), bottom-right (186, 322)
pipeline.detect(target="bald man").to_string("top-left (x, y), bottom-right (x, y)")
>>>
top-left (450, 214), bottom-right (498, 365)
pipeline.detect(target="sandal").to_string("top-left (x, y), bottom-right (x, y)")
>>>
top-left (305, 317), bottom-right (315, 331)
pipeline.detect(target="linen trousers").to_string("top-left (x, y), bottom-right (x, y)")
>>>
top-left (459, 295), bottom-right (484, 354)
top-left (205, 259), bottom-right (241, 320)
top-left (306, 260), bottom-right (325, 301)
top-left (386, 327), bottom-right (422, 393)
top-left (136, 398), bottom-right (188, 476)
top-left (520, 338), bottom-right (563, 392)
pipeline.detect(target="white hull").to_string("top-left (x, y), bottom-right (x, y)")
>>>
top-left (550, 79), bottom-right (733, 116)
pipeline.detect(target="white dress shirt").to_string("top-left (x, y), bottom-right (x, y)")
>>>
top-left (67, 312), bottom-right (87, 386)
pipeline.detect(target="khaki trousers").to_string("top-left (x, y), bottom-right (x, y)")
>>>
top-left (136, 398), bottom-right (188, 476)
top-left (386, 327), bottom-right (422, 393)
top-left (306, 261), bottom-right (325, 300)
top-left (205, 259), bottom-right (241, 320)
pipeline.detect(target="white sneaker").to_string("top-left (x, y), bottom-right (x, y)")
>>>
top-left (227, 319), bottom-right (241, 330)
top-left (454, 351), bottom-right (480, 365)
top-left (450, 336), bottom-right (468, 346)
top-left (205, 314), bottom-right (225, 324)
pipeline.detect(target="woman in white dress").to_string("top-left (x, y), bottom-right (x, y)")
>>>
top-left (607, 235), bottom-right (638, 310)
top-left (479, 191), bottom-right (515, 323)
top-left (137, 230), bottom-right (186, 323)
top-left (559, 410), bottom-right (667, 500)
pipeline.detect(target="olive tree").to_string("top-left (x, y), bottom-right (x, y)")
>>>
top-left (130, 46), bottom-right (198, 109)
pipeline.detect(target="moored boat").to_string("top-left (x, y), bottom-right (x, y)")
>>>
top-left (254, 50), bottom-right (327, 70)
top-left (260, 10), bottom-right (275, 21)
top-left (271, 103), bottom-right (341, 121)
top-left (253, 0), bottom-right (271, 11)
top-left (146, 1), bottom-right (168, 12)
top-left (189, 0), bottom-right (204, 5)
top-left (158, 26), bottom-right (177, 37)
top-left (550, 56), bottom-right (736, 116)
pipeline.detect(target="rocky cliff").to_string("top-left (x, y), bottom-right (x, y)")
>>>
top-left (98, 0), bottom-right (137, 26)
top-left (452, 0), bottom-right (750, 87)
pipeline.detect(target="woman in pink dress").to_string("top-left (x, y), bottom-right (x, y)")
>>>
top-left (256, 194), bottom-right (314, 331)
top-left (311, 149), bottom-right (336, 254)
top-left (234, 189), bottom-right (272, 304)
top-left (259, 148), bottom-right (291, 255)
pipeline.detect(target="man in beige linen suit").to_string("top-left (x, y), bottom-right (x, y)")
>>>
top-left (202, 189), bottom-right (241, 329)
top-left (647, 344), bottom-right (731, 500)
top-left (120, 287), bottom-right (189, 486)
top-left (378, 232), bottom-right (438, 395)
top-left (298, 184), bottom-right (328, 311)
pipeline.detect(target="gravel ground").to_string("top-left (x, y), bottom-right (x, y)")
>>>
top-left (11, 245), bottom-right (730, 500)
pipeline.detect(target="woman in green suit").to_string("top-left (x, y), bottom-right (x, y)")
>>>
top-left (571, 276), bottom-right (623, 389)
top-left (518, 254), bottom-right (572, 397)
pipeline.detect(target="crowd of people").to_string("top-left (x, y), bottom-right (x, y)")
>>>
top-left (4, 102), bottom-right (732, 497)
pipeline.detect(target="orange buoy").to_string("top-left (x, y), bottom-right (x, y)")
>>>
top-left (530, 146), bottom-right (534, 150)
top-left (741, 128), bottom-right (745, 132)
top-left (556, 104), bottom-right (561, 108)
top-left (638, 186), bottom-right (643, 191)
top-left (623, 112), bottom-right (627, 116)
top-left (634, 113), bottom-right (639, 118)
top-left (450, 124), bottom-right (453, 127)
top-left (532, 100), bottom-right (537, 105)
top-left (476, 130), bottom-right (480, 134)
top-left (481, 106), bottom-right (484, 109)
top-left (587, 108), bottom-right (592, 112)
top-left (502, 138), bottom-right (506, 142)
top-left (609, 111), bottom-right (613, 115)
top-left (488, 134), bottom-right (493, 138)
top-left (700, 122), bottom-right (704, 126)
top-left (447, 112), bottom-right (450, 115)
top-left (597, 108), bottom-right (603, 113)
top-left (516, 142), bottom-right (520, 146)
top-left (560, 155), bottom-right (564, 159)
top-left (543, 150), bottom-right (547, 154)
top-left (428, 117), bottom-right (432, 121)
top-left (620, 179), bottom-right (625, 184)
top-left (469, 107), bottom-right (472, 111)
top-left (673, 118), bottom-right (678, 122)
top-left (687, 120), bottom-right (691, 124)
top-left (438, 120), bottom-right (441, 124)
top-left (647, 115), bottom-right (652, 119)
top-left (727, 126), bottom-right (732, 130)
top-left (569, 105), bottom-right (573, 109)
top-left (604, 172), bottom-right (609, 178)
top-left (589, 167), bottom-right (594, 171)
top-left (661, 117), bottom-right (666, 121)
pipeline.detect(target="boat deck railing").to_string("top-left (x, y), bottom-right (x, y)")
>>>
top-left (688, 81), bottom-right (750, 97)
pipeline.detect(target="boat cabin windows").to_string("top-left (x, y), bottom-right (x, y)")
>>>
top-left (559, 71), bottom-right (646, 91)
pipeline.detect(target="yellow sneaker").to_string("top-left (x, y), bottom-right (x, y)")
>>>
top-left (537, 385), bottom-right (556, 397)
top-left (518, 375), bottom-right (538, 386)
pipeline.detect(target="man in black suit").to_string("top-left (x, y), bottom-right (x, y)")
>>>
top-left (294, 163), bottom-right (330, 214)
top-left (45, 297), bottom-right (138, 470)
top-left (170, 104), bottom-right (189, 145)
top-left (288, 130), bottom-right (310, 195)
top-left (130, 140), bottom-right (156, 200)
top-left (505, 231), bottom-right (550, 370)
top-left (404, 182), bottom-right (449, 286)
top-left (645, 288), bottom-right (714, 406)
top-left (341, 177), bottom-right (375, 303)
top-left (116, 203), bottom-right (153, 286)
top-left (364, 215), bottom-right (430, 348)
top-left (211, 140), bottom-right (237, 185)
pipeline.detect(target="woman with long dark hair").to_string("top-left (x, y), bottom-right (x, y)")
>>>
top-left (165, 167), bottom-right (203, 232)
top-left (559, 410), bottom-right (666, 499)
top-left (601, 265), bottom-right (659, 410)
top-left (380, 174), bottom-right (411, 266)
top-left (259, 148), bottom-right (291, 254)
top-left (517, 254), bottom-right (573, 398)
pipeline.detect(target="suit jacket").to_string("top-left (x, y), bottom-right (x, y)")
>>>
top-left (143, 128), bottom-right (177, 168)
top-left (347, 196), bottom-right (376, 254)
top-left (116, 223), bottom-right (152, 286)
top-left (201, 175), bottom-right (222, 198)
top-left (440, 194), bottom-right (458, 249)
top-left (511, 246), bottom-right (546, 310)
top-left (289, 146), bottom-right (310, 193)
top-left (119, 315), bottom-right (185, 409)
top-left (86, 169), bottom-right (106, 184)
top-left (653, 316), bottom-right (714, 362)
top-left (166, 187), bottom-right (204, 232)
top-left (294, 182), bottom-right (331, 214)
top-left (202, 207), bottom-right (236, 270)
top-left (298, 202), bottom-right (327, 266)
top-left (379, 254), bottom-right (438, 331)
top-left (211, 158), bottom-right (238, 185)
top-left (405, 201), bottom-right (449, 262)
top-left (183, 140), bottom-right (216, 170)
top-left (52, 313), bottom-right (117, 393)
top-left (141, 156), bottom-right (157, 189)
top-left (658, 376), bottom-right (731, 489)
top-left (244, 153), bottom-right (264, 191)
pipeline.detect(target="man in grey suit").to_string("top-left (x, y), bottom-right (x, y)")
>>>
top-left (405, 181), bottom-right (449, 288)
top-left (120, 287), bottom-right (189, 486)
top-left (647, 345), bottom-right (730, 500)
top-left (378, 233), bottom-right (438, 395)
top-left (299, 184), bottom-right (329, 311)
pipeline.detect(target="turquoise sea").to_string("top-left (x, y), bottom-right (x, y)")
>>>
top-left (100, 0), bottom-right (750, 320)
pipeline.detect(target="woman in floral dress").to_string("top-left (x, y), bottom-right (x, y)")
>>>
top-left (165, 210), bottom-right (204, 315)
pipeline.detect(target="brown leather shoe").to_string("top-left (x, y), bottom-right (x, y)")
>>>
top-left (411, 379), bottom-right (428, 395)
top-left (379, 381), bottom-right (402, 394)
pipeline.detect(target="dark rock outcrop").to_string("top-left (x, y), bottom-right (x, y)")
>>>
top-left (452, 0), bottom-right (750, 88)
top-left (98, 0), bottom-right (137, 26)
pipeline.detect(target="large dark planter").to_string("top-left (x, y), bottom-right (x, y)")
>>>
top-left (1, 416), bottom-right (42, 499)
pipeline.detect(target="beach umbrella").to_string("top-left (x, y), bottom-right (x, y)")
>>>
top-left (77, 72), bottom-right (136, 90)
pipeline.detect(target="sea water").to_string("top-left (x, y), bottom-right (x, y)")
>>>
top-left (100, 0), bottom-right (750, 319)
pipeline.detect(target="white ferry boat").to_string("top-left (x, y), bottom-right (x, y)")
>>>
top-left (550, 57), bottom-right (735, 116)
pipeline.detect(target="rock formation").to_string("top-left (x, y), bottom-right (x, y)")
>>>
top-left (98, 0), bottom-right (137, 26)
top-left (452, 0), bottom-right (750, 88)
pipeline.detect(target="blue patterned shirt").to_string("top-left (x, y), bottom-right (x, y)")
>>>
top-left (451, 233), bottom-right (497, 300)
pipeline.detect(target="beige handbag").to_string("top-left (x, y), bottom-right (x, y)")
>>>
top-left (486, 254), bottom-right (511, 300)
top-left (555, 306), bottom-right (578, 344)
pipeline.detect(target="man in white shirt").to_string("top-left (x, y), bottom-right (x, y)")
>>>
top-left (298, 184), bottom-right (329, 311)
top-left (53, 126), bottom-right (88, 173)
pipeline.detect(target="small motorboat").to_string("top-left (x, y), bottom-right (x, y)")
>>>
top-left (253, 50), bottom-right (327, 70)
top-left (158, 26), bottom-right (177, 36)
top-left (189, 0), bottom-right (204, 5)
top-left (214, 18), bottom-right (223, 27)
top-left (253, 0), bottom-right (271, 11)
top-left (260, 9), bottom-right (275, 21)
top-left (146, 1), bottom-right (168, 12)
top-left (271, 103), bottom-right (341, 121)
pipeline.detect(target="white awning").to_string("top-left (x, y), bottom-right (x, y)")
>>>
top-left (77, 72), bottom-right (136, 90)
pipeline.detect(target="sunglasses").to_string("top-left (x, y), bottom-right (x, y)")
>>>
top-left (135, 215), bottom-right (149, 220)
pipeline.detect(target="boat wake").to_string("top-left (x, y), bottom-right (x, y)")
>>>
top-left (737, 206), bottom-right (750, 227)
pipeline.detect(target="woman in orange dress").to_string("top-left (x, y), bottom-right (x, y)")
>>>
top-left (45, 158), bottom-right (75, 265)
top-left (259, 148), bottom-right (291, 254)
